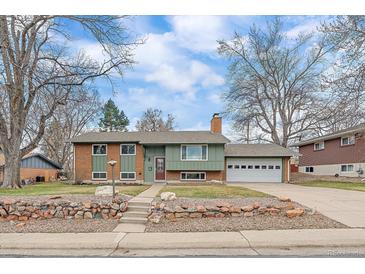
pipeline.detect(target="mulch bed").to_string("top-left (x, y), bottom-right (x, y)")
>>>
top-left (145, 197), bottom-right (347, 232)
top-left (0, 218), bottom-right (119, 233)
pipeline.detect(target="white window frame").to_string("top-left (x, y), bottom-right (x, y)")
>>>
top-left (314, 141), bottom-right (325, 151)
top-left (120, 172), bottom-right (136, 180)
top-left (92, 172), bottom-right (107, 181)
top-left (341, 136), bottom-right (355, 146)
top-left (180, 172), bottom-right (206, 181)
top-left (180, 144), bottom-right (208, 161)
top-left (305, 166), bottom-right (314, 173)
top-left (92, 144), bottom-right (107, 156)
top-left (341, 164), bottom-right (354, 173)
top-left (120, 144), bottom-right (136, 155)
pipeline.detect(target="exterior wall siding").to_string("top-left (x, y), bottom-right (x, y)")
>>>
top-left (144, 146), bottom-right (165, 183)
top-left (299, 162), bottom-right (365, 177)
top-left (165, 144), bottom-right (225, 171)
top-left (21, 156), bottom-right (56, 169)
top-left (299, 135), bottom-right (365, 166)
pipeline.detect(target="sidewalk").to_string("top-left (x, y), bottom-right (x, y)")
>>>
top-left (1, 229), bottom-right (365, 251)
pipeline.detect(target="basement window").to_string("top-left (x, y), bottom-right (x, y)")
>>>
top-left (92, 172), bottom-right (107, 180)
top-left (341, 165), bottom-right (354, 172)
top-left (120, 172), bottom-right (136, 180)
top-left (180, 172), bottom-right (206, 181)
top-left (305, 167), bottom-right (314, 173)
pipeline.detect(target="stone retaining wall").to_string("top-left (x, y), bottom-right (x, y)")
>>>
top-left (0, 197), bottom-right (128, 222)
top-left (148, 199), bottom-right (305, 223)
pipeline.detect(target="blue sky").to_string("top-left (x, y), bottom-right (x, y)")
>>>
top-left (64, 16), bottom-right (327, 139)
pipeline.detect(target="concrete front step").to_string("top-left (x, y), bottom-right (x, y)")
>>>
top-left (123, 211), bottom-right (149, 218)
top-left (120, 216), bottom-right (147, 224)
top-left (128, 205), bottom-right (150, 212)
top-left (128, 201), bottom-right (151, 207)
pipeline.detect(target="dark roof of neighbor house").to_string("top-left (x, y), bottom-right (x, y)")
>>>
top-left (292, 123), bottom-right (365, 147)
top-left (0, 153), bottom-right (62, 169)
top-left (224, 144), bottom-right (297, 157)
top-left (69, 131), bottom-right (230, 144)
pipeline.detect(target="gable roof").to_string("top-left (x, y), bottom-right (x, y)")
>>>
top-left (0, 152), bottom-right (62, 169)
top-left (292, 123), bottom-right (365, 147)
top-left (224, 143), bottom-right (296, 157)
top-left (69, 131), bottom-right (230, 144)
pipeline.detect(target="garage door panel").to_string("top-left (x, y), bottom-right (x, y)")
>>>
top-left (227, 158), bottom-right (282, 183)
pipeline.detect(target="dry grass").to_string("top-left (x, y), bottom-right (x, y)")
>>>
top-left (159, 185), bottom-right (268, 198)
top-left (0, 183), bottom-right (150, 196)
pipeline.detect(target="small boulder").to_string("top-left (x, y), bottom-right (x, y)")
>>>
top-left (95, 186), bottom-right (118, 196)
top-left (229, 207), bottom-right (241, 213)
top-left (84, 211), bottom-right (93, 219)
top-left (16, 222), bottom-right (26, 228)
top-left (219, 207), bottom-right (230, 213)
top-left (196, 205), bottom-right (207, 213)
top-left (241, 205), bottom-right (254, 212)
top-left (174, 205), bottom-right (184, 213)
top-left (18, 216), bottom-right (28, 221)
top-left (0, 208), bottom-right (8, 217)
top-left (231, 212), bottom-right (242, 217)
top-left (175, 212), bottom-right (189, 218)
top-left (252, 202), bottom-right (260, 209)
top-left (258, 207), bottom-right (267, 214)
top-left (149, 213), bottom-right (162, 224)
top-left (266, 208), bottom-right (280, 215)
top-left (189, 212), bottom-right (202, 218)
top-left (286, 208), bottom-right (305, 218)
top-left (216, 202), bottom-right (230, 208)
top-left (49, 196), bottom-right (62, 200)
top-left (279, 196), bottom-right (291, 202)
top-left (244, 212), bottom-right (254, 217)
top-left (160, 192), bottom-right (176, 201)
top-left (165, 213), bottom-right (176, 220)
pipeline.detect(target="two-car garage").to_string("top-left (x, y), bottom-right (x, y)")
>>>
top-left (224, 144), bottom-right (294, 183)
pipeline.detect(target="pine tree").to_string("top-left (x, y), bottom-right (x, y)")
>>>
top-left (99, 99), bottom-right (129, 132)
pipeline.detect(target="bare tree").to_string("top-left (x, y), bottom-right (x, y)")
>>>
top-left (135, 108), bottom-right (176, 132)
top-left (0, 16), bottom-right (143, 188)
top-left (317, 16), bottom-right (365, 133)
top-left (39, 88), bottom-right (101, 176)
top-left (218, 18), bottom-right (331, 147)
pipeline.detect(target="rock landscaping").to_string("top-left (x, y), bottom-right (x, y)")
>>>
top-left (0, 195), bottom-right (128, 222)
top-left (146, 197), bottom-right (347, 232)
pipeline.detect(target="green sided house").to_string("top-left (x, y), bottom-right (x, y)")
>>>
top-left (70, 114), bottom-right (295, 184)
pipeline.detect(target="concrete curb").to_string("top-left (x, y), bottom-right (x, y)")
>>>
top-left (0, 233), bottom-right (126, 250)
top-left (1, 229), bottom-right (365, 250)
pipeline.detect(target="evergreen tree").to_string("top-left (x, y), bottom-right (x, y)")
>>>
top-left (99, 99), bottom-right (129, 131)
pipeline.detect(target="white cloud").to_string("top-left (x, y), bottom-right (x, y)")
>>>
top-left (167, 16), bottom-right (227, 53)
top-left (286, 18), bottom-right (322, 38)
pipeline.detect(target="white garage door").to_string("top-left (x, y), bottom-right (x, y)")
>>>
top-left (226, 158), bottom-right (282, 183)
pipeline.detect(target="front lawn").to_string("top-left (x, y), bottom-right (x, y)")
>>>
top-left (298, 180), bottom-right (365, 192)
top-left (159, 185), bottom-right (268, 198)
top-left (0, 182), bottom-right (150, 196)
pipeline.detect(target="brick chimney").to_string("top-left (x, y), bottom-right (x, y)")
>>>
top-left (210, 113), bottom-right (222, 134)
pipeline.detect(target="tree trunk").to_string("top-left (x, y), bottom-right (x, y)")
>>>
top-left (1, 151), bottom-right (22, 188)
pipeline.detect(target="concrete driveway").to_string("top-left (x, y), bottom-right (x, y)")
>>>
top-left (232, 183), bottom-right (365, 228)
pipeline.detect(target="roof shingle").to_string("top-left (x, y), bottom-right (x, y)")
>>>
top-left (224, 144), bottom-right (296, 157)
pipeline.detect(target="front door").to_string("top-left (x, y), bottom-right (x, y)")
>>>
top-left (155, 157), bottom-right (166, 181)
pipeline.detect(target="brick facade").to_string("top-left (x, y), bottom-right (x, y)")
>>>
top-left (299, 135), bottom-right (365, 166)
top-left (74, 143), bottom-right (92, 182)
top-left (106, 143), bottom-right (121, 181)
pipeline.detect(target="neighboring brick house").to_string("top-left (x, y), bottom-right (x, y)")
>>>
top-left (0, 153), bottom-right (62, 183)
top-left (294, 123), bottom-right (365, 177)
top-left (70, 114), bottom-right (295, 184)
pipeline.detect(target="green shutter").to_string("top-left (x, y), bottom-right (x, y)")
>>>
top-left (120, 155), bottom-right (136, 172)
top-left (92, 155), bottom-right (107, 172)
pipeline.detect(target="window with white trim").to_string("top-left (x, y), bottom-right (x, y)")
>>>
top-left (180, 172), bottom-right (206, 181)
top-left (92, 144), bottom-right (107, 155)
top-left (181, 145), bottom-right (208, 161)
top-left (305, 167), bottom-right (314, 173)
top-left (92, 172), bottom-right (107, 180)
top-left (341, 136), bottom-right (355, 146)
top-left (121, 144), bottom-right (136, 155)
top-left (341, 165), bottom-right (354, 172)
top-left (314, 142), bottom-right (324, 151)
top-left (120, 172), bottom-right (136, 180)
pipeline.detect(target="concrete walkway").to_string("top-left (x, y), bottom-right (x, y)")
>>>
top-left (1, 228), bottom-right (365, 256)
top-left (114, 183), bottom-right (165, 232)
top-left (233, 183), bottom-right (365, 227)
